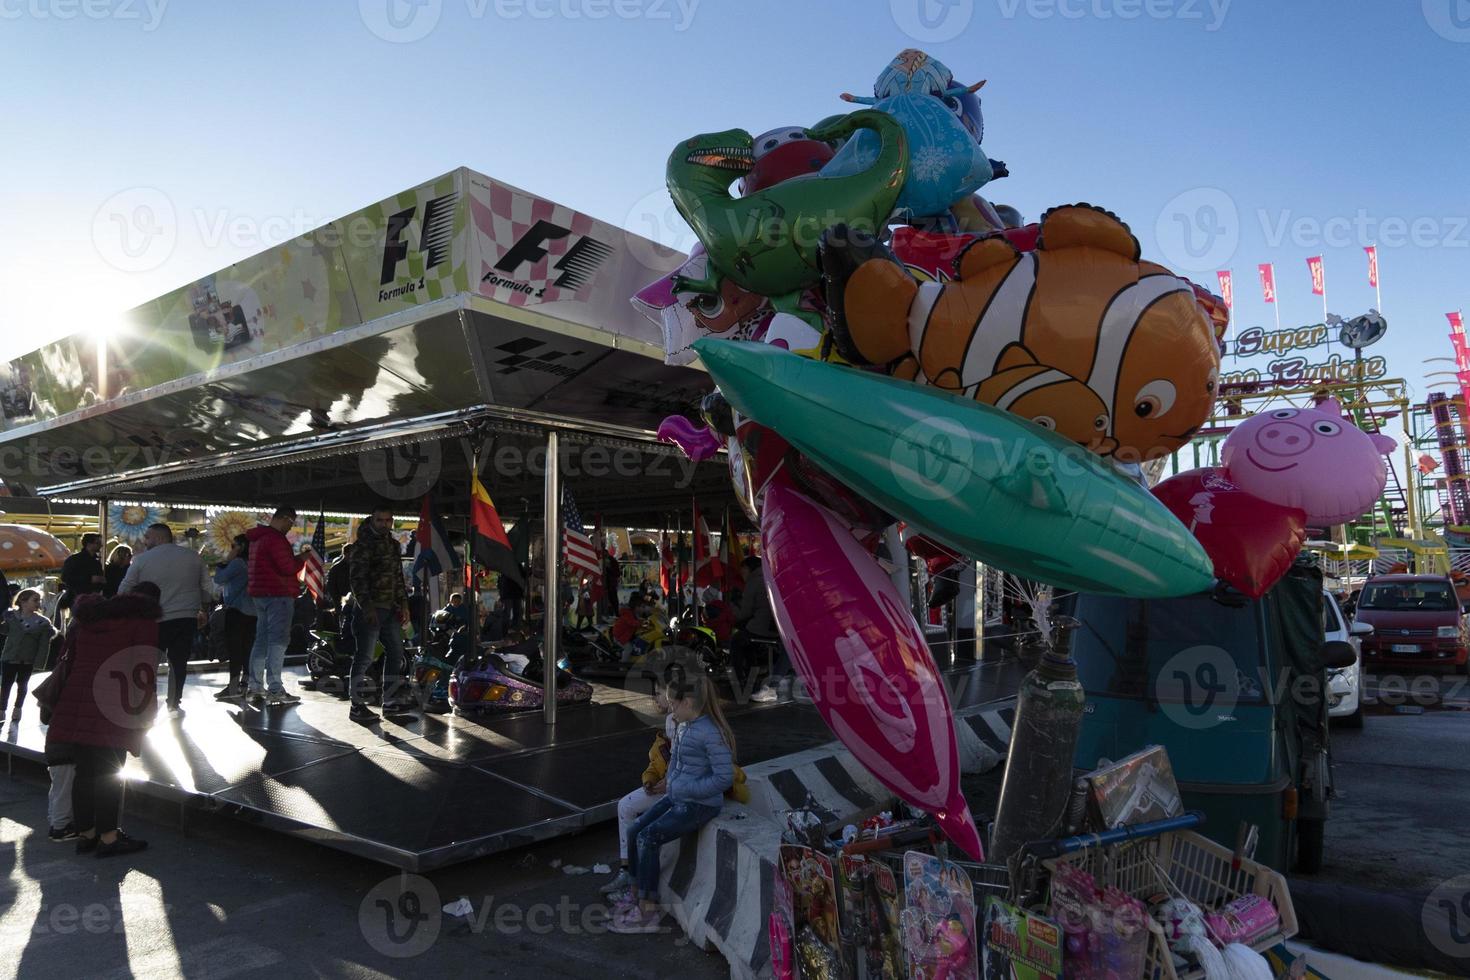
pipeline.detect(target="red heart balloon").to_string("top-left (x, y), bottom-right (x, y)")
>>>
top-left (1153, 467), bottom-right (1307, 598)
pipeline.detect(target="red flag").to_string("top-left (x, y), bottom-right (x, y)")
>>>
top-left (1306, 256), bottom-right (1325, 296)
top-left (470, 472), bottom-right (523, 587)
top-left (660, 536), bottom-right (674, 594)
top-left (693, 510), bottom-right (722, 589)
top-left (720, 509), bottom-right (746, 594)
top-left (1365, 246), bottom-right (1379, 288)
top-left (1258, 263), bottom-right (1277, 303)
top-left (1449, 312), bottom-right (1465, 335)
top-left (1419, 454), bottom-right (1440, 475)
top-left (1216, 270), bottom-right (1234, 309)
top-left (299, 510), bottom-right (326, 600)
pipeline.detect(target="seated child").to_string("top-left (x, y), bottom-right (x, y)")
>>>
top-left (610, 672), bottom-right (737, 934)
top-left (599, 690), bottom-right (677, 896)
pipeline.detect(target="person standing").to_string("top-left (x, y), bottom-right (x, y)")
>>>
top-left (103, 545), bottom-right (133, 598)
top-left (212, 534), bottom-right (256, 702)
top-left (44, 585), bottom-right (159, 859)
top-left (244, 507), bottom-right (308, 707)
top-left (118, 524), bottom-right (213, 717)
top-left (58, 533), bottom-right (105, 615)
top-left (0, 589), bottom-right (57, 725)
top-left (734, 556), bottom-right (786, 703)
top-left (349, 503), bottom-right (410, 722)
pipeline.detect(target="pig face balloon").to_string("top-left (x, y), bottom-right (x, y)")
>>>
top-left (1221, 399), bottom-right (1396, 526)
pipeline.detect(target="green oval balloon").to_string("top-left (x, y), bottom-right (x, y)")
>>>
top-left (694, 339), bottom-right (1214, 598)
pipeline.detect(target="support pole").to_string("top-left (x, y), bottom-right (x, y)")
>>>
top-left (97, 497), bottom-right (109, 548)
top-left (465, 459), bottom-right (479, 656)
top-left (543, 430), bottom-right (560, 726)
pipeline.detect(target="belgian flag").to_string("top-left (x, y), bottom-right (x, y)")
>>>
top-left (471, 473), bottom-right (524, 587)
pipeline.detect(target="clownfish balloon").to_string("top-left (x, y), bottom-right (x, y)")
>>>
top-left (821, 203), bottom-right (1221, 463)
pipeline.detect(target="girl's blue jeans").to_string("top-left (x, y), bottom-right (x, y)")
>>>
top-left (625, 796), bottom-right (721, 897)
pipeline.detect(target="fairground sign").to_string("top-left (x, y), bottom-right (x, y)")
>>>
top-left (1223, 317), bottom-right (1388, 387)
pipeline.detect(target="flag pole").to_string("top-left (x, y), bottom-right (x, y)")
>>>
top-left (1373, 246), bottom-right (1383, 314)
top-left (1272, 278), bottom-right (1282, 334)
top-left (466, 457), bottom-right (479, 655)
top-left (543, 431), bottom-right (560, 726)
top-left (690, 494), bottom-right (700, 626)
top-left (1321, 259), bottom-right (1329, 325)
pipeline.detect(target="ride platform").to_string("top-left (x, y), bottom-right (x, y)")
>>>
top-left (0, 661), bottom-right (1015, 870)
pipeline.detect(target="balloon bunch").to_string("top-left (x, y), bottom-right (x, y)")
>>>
top-left (632, 49), bottom-right (1235, 857)
top-left (1154, 399), bottom-right (1396, 597)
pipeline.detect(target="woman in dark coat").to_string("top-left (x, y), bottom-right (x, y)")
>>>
top-left (44, 585), bottom-right (160, 858)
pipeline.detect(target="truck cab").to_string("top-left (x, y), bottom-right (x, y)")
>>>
top-left (1061, 561), bottom-right (1342, 872)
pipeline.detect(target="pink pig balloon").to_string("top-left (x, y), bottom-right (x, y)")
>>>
top-left (1221, 398), bottom-right (1396, 526)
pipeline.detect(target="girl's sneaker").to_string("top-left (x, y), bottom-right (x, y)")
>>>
top-left (598, 869), bottom-right (633, 894)
top-left (608, 905), bottom-right (664, 935)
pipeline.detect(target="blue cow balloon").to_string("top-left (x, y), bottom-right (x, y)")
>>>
top-left (822, 49), bottom-right (998, 223)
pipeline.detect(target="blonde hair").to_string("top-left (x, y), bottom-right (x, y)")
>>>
top-left (107, 544), bottom-right (133, 565)
top-left (665, 670), bottom-right (736, 764)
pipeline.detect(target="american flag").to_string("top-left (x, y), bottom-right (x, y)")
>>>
top-left (301, 509), bottom-right (326, 600)
top-left (561, 487), bottom-right (601, 579)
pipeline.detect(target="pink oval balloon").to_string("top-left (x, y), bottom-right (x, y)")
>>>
top-left (761, 482), bottom-right (983, 859)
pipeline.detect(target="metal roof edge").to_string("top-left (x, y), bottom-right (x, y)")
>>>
top-left (0, 293), bottom-right (474, 447)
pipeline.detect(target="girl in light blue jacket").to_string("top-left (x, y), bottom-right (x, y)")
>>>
top-left (611, 671), bottom-right (735, 934)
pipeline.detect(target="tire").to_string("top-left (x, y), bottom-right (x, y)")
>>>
top-left (1295, 818), bottom-right (1326, 874)
top-left (1337, 703), bottom-right (1364, 729)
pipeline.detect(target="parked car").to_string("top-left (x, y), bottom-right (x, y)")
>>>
top-left (1323, 589), bottom-right (1371, 728)
top-left (1351, 574), bottom-right (1468, 673)
top-left (1063, 559), bottom-right (1356, 874)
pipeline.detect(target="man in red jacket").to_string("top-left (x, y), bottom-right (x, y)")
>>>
top-left (244, 506), bottom-right (309, 707)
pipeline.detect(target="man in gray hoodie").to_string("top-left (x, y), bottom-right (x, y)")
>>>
top-left (119, 523), bottom-right (214, 717)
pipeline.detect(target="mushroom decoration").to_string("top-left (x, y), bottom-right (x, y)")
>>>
top-left (0, 524), bottom-right (72, 573)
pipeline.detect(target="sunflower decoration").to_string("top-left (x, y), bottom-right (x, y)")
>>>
top-left (207, 510), bottom-right (267, 560)
top-left (108, 502), bottom-right (166, 543)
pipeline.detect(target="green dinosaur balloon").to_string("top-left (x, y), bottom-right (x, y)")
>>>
top-left (666, 109), bottom-right (907, 301)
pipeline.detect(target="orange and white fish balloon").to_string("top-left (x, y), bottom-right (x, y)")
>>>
top-left (824, 203), bottom-right (1220, 463)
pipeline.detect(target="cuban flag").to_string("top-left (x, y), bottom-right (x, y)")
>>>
top-left (414, 494), bottom-right (462, 577)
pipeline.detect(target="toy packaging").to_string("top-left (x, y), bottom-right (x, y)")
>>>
top-left (1084, 745), bottom-right (1182, 829)
top-left (981, 897), bottom-right (1063, 980)
top-left (901, 849), bottom-right (976, 980)
top-left (780, 844), bottom-right (841, 949)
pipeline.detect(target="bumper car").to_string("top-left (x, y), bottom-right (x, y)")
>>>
top-left (450, 644), bottom-right (593, 714)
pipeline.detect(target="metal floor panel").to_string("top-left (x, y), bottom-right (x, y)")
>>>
top-left (211, 750), bottom-right (578, 857)
top-left (0, 660), bottom-right (1023, 870)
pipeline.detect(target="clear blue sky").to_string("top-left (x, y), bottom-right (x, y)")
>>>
top-left (2, 0), bottom-right (1467, 414)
